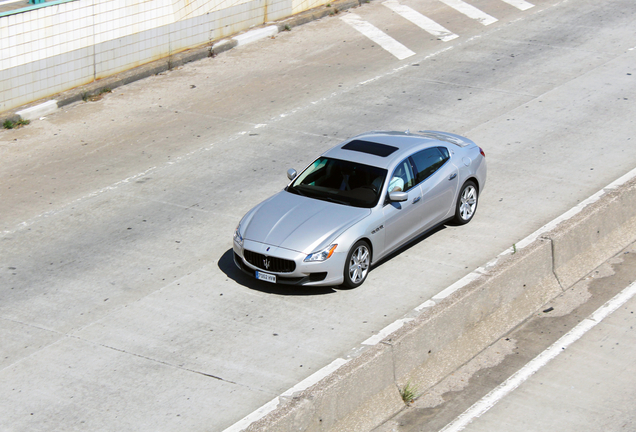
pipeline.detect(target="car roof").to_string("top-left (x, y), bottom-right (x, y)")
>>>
top-left (321, 130), bottom-right (475, 169)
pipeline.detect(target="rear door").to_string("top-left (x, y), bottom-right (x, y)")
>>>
top-left (410, 147), bottom-right (458, 231)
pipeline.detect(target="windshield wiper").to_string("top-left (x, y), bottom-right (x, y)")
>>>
top-left (287, 186), bottom-right (306, 197)
top-left (322, 196), bottom-right (350, 205)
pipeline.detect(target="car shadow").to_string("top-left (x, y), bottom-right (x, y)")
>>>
top-left (217, 249), bottom-right (337, 296)
top-left (371, 223), bottom-right (448, 270)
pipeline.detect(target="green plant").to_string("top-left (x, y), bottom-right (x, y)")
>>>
top-left (100, 87), bottom-right (112, 94)
top-left (82, 91), bottom-right (89, 102)
top-left (284, 24), bottom-right (291, 31)
top-left (512, 243), bottom-right (517, 254)
top-left (400, 381), bottom-right (420, 404)
top-left (3, 119), bottom-right (29, 129)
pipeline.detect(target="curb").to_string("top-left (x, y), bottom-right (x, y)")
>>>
top-left (0, 0), bottom-right (360, 125)
top-left (227, 167), bottom-right (636, 432)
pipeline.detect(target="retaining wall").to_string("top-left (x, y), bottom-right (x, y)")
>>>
top-left (238, 171), bottom-right (636, 431)
top-left (0, 0), bottom-right (332, 113)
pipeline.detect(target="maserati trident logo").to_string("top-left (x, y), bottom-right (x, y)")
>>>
top-left (263, 257), bottom-right (271, 270)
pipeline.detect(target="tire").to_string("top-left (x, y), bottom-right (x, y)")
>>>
top-left (453, 181), bottom-right (478, 225)
top-left (342, 240), bottom-right (371, 289)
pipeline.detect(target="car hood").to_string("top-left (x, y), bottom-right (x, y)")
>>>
top-left (243, 191), bottom-right (370, 253)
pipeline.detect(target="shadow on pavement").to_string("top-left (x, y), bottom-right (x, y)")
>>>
top-left (371, 223), bottom-right (447, 269)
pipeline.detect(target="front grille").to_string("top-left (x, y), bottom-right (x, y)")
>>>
top-left (243, 250), bottom-right (296, 273)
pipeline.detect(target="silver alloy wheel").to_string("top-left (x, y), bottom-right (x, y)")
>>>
top-left (459, 185), bottom-right (477, 221)
top-left (348, 244), bottom-right (370, 284)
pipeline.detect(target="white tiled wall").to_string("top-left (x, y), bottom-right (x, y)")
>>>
top-left (1, 0), bottom-right (318, 113)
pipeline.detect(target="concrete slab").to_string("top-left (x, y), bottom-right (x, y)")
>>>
top-left (0, 336), bottom-right (242, 432)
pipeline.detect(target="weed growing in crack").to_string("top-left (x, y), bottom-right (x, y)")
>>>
top-left (400, 381), bottom-right (420, 404)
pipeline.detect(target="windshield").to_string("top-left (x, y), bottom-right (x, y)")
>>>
top-left (287, 157), bottom-right (387, 208)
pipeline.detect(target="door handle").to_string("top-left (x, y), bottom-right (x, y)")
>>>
top-left (449, 173), bottom-right (457, 180)
top-left (412, 196), bottom-right (421, 204)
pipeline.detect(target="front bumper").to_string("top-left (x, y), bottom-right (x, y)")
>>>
top-left (232, 239), bottom-right (345, 286)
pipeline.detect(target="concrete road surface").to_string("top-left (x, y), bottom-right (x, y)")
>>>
top-left (1, 0), bottom-right (635, 430)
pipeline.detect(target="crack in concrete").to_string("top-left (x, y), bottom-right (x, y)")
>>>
top-left (69, 335), bottom-right (247, 388)
top-left (0, 316), bottom-right (255, 390)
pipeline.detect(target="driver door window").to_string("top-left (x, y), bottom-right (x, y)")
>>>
top-left (389, 159), bottom-right (416, 193)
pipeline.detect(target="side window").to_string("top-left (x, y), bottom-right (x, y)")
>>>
top-left (411, 147), bottom-right (449, 184)
top-left (388, 158), bottom-right (416, 193)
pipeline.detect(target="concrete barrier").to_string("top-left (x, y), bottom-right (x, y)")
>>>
top-left (235, 172), bottom-right (636, 432)
top-left (257, 345), bottom-right (404, 432)
top-left (549, 179), bottom-right (636, 289)
top-left (390, 238), bottom-right (562, 391)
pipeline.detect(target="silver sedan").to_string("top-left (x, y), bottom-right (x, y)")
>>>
top-left (233, 130), bottom-right (487, 288)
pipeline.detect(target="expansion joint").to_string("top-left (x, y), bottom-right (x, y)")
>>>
top-left (543, 235), bottom-right (565, 291)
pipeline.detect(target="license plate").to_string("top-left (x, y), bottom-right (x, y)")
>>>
top-left (256, 271), bottom-right (276, 283)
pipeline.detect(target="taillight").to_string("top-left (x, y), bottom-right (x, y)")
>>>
top-left (479, 147), bottom-right (486, 157)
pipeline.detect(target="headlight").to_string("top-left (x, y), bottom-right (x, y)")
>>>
top-left (304, 244), bottom-right (337, 262)
top-left (233, 223), bottom-right (244, 246)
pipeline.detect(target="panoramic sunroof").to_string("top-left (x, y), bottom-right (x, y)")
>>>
top-left (342, 140), bottom-right (399, 157)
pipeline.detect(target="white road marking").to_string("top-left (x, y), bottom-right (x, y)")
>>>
top-left (281, 358), bottom-right (350, 397)
top-left (340, 13), bottom-right (416, 60)
top-left (499, 0), bottom-right (534, 11)
top-left (437, 0), bottom-right (498, 25)
top-left (361, 318), bottom-right (414, 345)
top-left (432, 271), bottom-right (484, 301)
top-left (222, 398), bottom-right (281, 432)
top-left (439, 279), bottom-right (636, 432)
top-left (383, 0), bottom-right (459, 41)
top-left (431, 164), bottom-right (636, 301)
top-left (415, 299), bottom-right (436, 311)
top-left (222, 358), bottom-right (350, 432)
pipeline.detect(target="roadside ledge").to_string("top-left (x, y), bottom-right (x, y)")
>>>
top-left (0, 0), bottom-right (360, 125)
top-left (229, 169), bottom-right (636, 432)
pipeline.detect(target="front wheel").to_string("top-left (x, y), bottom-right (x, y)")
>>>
top-left (453, 181), bottom-right (478, 225)
top-left (342, 240), bottom-right (371, 289)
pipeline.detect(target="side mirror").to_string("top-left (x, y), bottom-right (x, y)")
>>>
top-left (287, 168), bottom-right (297, 181)
top-left (389, 191), bottom-right (408, 202)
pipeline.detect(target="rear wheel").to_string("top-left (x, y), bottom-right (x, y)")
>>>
top-left (453, 181), bottom-right (478, 225)
top-left (342, 241), bottom-right (371, 288)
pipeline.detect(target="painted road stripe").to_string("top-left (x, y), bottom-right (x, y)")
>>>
top-left (222, 358), bottom-right (349, 432)
top-left (439, 279), bottom-right (636, 432)
top-left (437, 0), bottom-right (498, 25)
top-left (361, 318), bottom-right (414, 345)
top-left (499, 0), bottom-right (534, 11)
top-left (432, 164), bottom-right (636, 301)
top-left (383, 0), bottom-right (459, 42)
top-left (281, 358), bottom-right (350, 397)
top-left (340, 13), bottom-right (416, 60)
